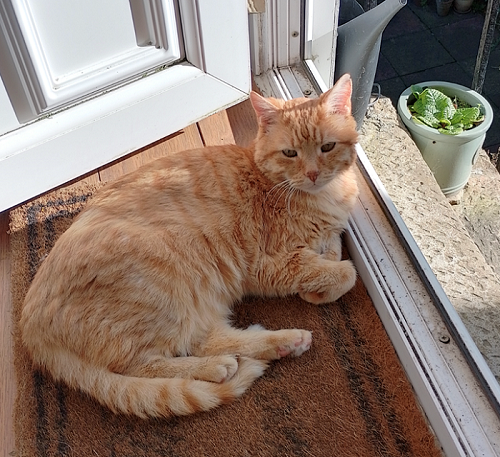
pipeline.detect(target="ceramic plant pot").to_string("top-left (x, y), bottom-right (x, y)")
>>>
top-left (398, 81), bottom-right (493, 196)
top-left (436, 0), bottom-right (453, 16)
top-left (453, 0), bottom-right (474, 13)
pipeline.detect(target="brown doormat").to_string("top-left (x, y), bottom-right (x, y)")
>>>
top-left (10, 183), bottom-right (442, 457)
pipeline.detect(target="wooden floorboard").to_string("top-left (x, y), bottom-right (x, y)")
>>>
top-left (99, 124), bottom-right (205, 183)
top-left (226, 98), bottom-right (258, 148)
top-left (197, 109), bottom-right (236, 146)
top-left (0, 101), bottom-right (258, 457)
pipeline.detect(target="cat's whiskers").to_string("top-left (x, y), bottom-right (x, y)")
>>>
top-left (265, 180), bottom-right (293, 215)
top-left (265, 179), bottom-right (304, 217)
top-left (285, 186), bottom-right (299, 216)
top-left (264, 181), bottom-right (287, 203)
top-left (274, 184), bottom-right (292, 213)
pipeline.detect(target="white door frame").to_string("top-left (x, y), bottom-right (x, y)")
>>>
top-left (249, 1), bottom-right (500, 456)
top-left (0, 0), bottom-right (251, 212)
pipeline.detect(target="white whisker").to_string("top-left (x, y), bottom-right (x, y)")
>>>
top-left (265, 181), bottom-right (287, 203)
top-left (285, 188), bottom-right (294, 216)
top-left (285, 186), bottom-right (301, 216)
top-left (265, 180), bottom-right (293, 215)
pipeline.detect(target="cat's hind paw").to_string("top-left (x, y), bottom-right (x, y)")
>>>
top-left (299, 290), bottom-right (327, 305)
top-left (202, 355), bottom-right (239, 383)
top-left (277, 330), bottom-right (312, 358)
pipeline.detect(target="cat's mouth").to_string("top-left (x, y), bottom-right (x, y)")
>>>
top-left (297, 178), bottom-right (329, 194)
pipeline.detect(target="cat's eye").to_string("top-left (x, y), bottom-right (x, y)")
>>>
top-left (321, 142), bottom-right (336, 152)
top-left (282, 149), bottom-right (298, 157)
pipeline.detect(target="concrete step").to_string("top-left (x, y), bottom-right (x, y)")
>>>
top-left (360, 96), bottom-right (500, 382)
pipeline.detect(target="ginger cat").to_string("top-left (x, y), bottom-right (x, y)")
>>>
top-left (21, 74), bottom-right (359, 419)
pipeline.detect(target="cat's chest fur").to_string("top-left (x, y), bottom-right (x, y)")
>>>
top-left (256, 170), bottom-right (357, 256)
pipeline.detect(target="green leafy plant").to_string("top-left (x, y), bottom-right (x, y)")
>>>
top-left (408, 85), bottom-right (485, 135)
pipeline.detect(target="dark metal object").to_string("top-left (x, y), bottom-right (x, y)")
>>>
top-left (472, 0), bottom-right (500, 94)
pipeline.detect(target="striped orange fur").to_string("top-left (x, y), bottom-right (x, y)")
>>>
top-left (20, 74), bottom-right (359, 418)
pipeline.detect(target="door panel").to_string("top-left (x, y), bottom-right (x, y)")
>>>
top-left (0, 77), bottom-right (19, 135)
top-left (0, 0), bottom-right (181, 121)
top-left (303, 0), bottom-right (339, 90)
top-left (0, 0), bottom-right (250, 211)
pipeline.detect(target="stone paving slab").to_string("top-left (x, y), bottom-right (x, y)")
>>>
top-left (360, 97), bottom-right (500, 382)
top-left (458, 153), bottom-right (500, 276)
top-left (431, 16), bottom-right (485, 61)
top-left (399, 62), bottom-right (474, 89)
top-left (381, 30), bottom-right (454, 75)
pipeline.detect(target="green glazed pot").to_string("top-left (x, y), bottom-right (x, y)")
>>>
top-left (398, 81), bottom-right (493, 196)
top-left (436, 0), bottom-right (453, 16)
top-left (453, 0), bottom-right (474, 13)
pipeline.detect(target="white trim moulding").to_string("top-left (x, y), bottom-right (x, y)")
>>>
top-left (356, 144), bottom-right (500, 417)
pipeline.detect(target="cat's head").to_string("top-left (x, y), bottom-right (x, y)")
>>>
top-left (250, 74), bottom-right (358, 194)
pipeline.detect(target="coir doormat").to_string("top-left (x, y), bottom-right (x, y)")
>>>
top-left (10, 183), bottom-right (442, 457)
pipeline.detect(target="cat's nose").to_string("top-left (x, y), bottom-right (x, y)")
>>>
top-left (306, 170), bottom-right (319, 183)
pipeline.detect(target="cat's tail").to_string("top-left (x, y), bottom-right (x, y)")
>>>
top-left (47, 355), bottom-right (268, 418)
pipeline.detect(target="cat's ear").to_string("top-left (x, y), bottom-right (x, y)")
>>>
top-left (250, 91), bottom-right (278, 128)
top-left (320, 74), bottom-right (352, 116)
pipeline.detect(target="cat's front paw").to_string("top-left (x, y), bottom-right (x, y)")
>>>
top-left (277, 330), bottom-right (312, 358)
top-left (299, 260), bottom-right (356, 304)
top-left (299, 290), bottom-right (328, 305)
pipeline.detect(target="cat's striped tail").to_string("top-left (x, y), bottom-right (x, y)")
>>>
top-left (43, 355), bottom-right (268, 418)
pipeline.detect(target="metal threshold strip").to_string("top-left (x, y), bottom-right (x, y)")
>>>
top-left (355, 144), bottom-right (500, 417)
top-left (253, 66), bottom-right (500, 456)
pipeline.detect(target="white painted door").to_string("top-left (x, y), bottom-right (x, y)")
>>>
top-left (303, 0), bottom-right (340, 91)
top-left (0, 0), bottom-right (251, 211)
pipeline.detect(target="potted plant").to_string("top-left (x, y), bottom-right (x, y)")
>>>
top-left (397, 81), bottom-right (493, 196)
top-left (436, 0), bottom-right (454, 16)
top-left (453, 0), bottom-right (474, 13)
